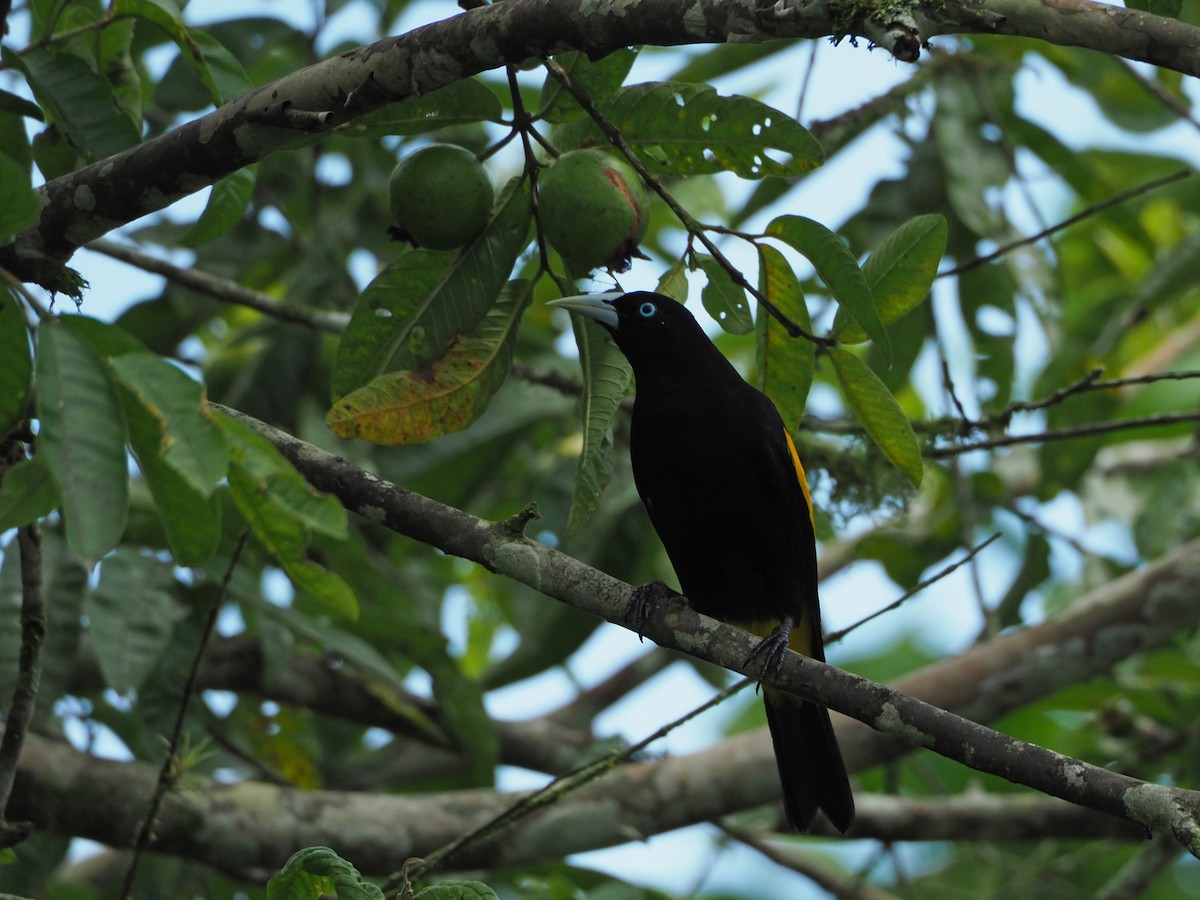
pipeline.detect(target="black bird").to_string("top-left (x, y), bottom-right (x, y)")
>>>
top-left (549, 290), bottom-right (854, 833)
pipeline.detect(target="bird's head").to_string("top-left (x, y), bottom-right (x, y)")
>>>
top-left (548, 291), bottom-right (713, 370)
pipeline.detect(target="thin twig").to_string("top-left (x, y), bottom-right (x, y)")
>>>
top-left (0, 518), bottom-right (44, 850)
top-left (1005, 503), bottom-right (1092, 560)
top-left (795, 41), bottom-right (819, 122)
top-left (999, 367), bottom-right (1200, 420)
top-left (941, 169), bottom-right (1191, 277)
top-left (809, 368), bottom-right (1200, 441)
top-left (120, 528), bottom-right (251, 899)
top-left (725, 822), bottom-right (899, 899)
top-left (1114, 56), bottom-right (1200, 135)
top-left (1095, 831), bottom-right (1183, 900)
top-left (506, 65), bottom-right (553, 275)
top-left (87, 240), bottom-right (349, 334)
top-left (826, 533), bottom-right (1001, 645)
top-left (385, 676), bottom-right (754, 895)
top-left (929, 411), bottom-right (1200, 459)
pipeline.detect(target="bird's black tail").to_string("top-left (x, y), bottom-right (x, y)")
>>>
top-left (763, 687), bottom-right (855, 833)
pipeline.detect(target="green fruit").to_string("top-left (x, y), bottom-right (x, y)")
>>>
top-left (538, 149), bottom-right (650, 273)
top-left (389, 144), bottom-right (494, 250)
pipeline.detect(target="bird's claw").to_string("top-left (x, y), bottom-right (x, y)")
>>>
top-left (745, 619), bottom-right (793, 690)
top-left (625, 580), bottom-right (681, 642)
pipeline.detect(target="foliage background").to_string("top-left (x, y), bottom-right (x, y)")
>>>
top-left (1, 0), bottom-right (1200, 897)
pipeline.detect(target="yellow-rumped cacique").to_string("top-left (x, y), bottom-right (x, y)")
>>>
top-left (549, 290), bottom-right (854, 833)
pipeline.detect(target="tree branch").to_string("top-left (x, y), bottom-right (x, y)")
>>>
top-left (925, 0), bottom-right (1200, 75)
top-left (0, 521), bottom-right (43, 850)
top-left (6, 0), bottom-right (1199, 285)
top-left (87, 240), bottom-right (349, 333)
top-left (12, 410), bottom-right (1200, 874)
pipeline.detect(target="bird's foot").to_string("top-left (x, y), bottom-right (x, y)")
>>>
top-left (625, 580), bottom-right (682, 642)
top-left (745, 618), bottom-right (794, 688)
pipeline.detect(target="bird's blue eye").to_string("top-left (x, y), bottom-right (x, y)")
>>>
top-left (638, 301), bottom-right (657, 318)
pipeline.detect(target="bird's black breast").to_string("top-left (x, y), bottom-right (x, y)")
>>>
top-left (629, 374), bottom-right (820, 638)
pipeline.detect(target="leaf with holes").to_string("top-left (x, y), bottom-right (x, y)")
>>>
top-left (556, 82), bottom-right (822, 178)
top-left (695, 255), bottom-right (753, 334)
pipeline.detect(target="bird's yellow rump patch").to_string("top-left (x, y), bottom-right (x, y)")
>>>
top-left (783, 430), bottom-right (815, 527)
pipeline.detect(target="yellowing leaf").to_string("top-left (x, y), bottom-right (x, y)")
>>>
top-left (328, 281), bottom-right (532, 445)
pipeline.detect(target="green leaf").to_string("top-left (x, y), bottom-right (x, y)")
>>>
top-left (428, 653), bottom-right (496, 784)
top-left (97, 16), bottom-right (141, 126)
top-left (262, 603), bottom-right (446, 742)
top-left (415, 882), bottom-right (499, 900)
top-left (566, 313), bottom-right (631, 532)
top-left (36, 318), bottom-right (129, 562)
top-left (0, 88), bottom-right (45, 121)
top-left (1129, 228), bottom-right (1200, 314)
top-left (109, 352), bottom-right (229, 498)
top-left (995, 533), bottom-right (1051, 629)
top-left (61, 312), bottom-right (149, 358)
top-left (756, 245), bottom-right (814, 430)
top-left (137, 449), bottom-right (222, 566)
top-left (332, 178), bottom-right (532, 400)
top-left (1124, 0), bottom-right (1181, 14)
top-left (267, 846), bottom-right (384, 900)
top-left (219, 413), bottom-right (355, 618)
top-left (695, 254), bottom-right (753, 334)
top-left (218, 414), bottom-right (346, 540)
top-left (828, 347), bottom-right (922, 487)
top-left (120, 379), bottom-right (224, 564)
top-left (932, 78), bottom-right (1011, 236)
top-left (328, 280), bottom-right (533, 444)
top-left (0, 455), bottom-right (60, 530)
top-left (834, 214), bottom-right (947, 343)
top-left (344, 79), bottom-right (503, 137)
top-left (179, 166), bottom-right (257, 247)
top-left (539, 49), bottom-right (637, 123)
top-left (278, 555), bottom-right (359, 620)
top-left (557, 82), bottom-right (823, 178)
top-left (767, 215), bottom-right (891, 364)
top-left (3, 47), bottom-right (141, 159)
top-left (0, 152), bottom-right (39, 243)
top-left (655, 260), bottom-right (688, 301)
top-left (0, 116), bottom-right (40, 244)
top-left (86, 549), bottom-right (188, 693)
top-left (112, 0), bottom-right (247, 104)
top-left (188, 28), bottom-right (253, 103)
top-left (1038, 45), bottom-right (1183, 133)
top-left (0, 288), bottom-right (33, 437)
